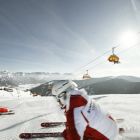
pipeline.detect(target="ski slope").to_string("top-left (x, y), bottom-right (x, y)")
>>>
top-left (0, 87), bottom-right (140, 140)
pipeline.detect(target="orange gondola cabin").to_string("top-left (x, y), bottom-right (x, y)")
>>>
top-left (108, 47), bottom-right (120, 64)
top-left (108, 54), bottom-right (120, 64)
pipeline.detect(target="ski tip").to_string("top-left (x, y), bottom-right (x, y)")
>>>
top-left (41, 123), bottom-right (48, 127)
top-left (19, 133), bottom-right (31, 139)
top-left (119, 128), bottom-right (125, 134)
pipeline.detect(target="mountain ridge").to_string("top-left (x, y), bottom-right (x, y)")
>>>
top-left (30, 76), bottom-right (140, 96)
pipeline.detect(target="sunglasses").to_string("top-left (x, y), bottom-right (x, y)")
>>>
top-left (57, 91), bottom-right (67, 99)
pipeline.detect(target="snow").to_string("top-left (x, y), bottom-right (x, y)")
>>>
top-left (0, 86), bottom-right (140, 140)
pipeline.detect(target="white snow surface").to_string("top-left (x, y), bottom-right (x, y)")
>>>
top-left (0, 87), bottom-right (140, 140)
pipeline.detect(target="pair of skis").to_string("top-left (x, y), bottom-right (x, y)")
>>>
top-left (19, 120), bottom-right (125, 139)
top-left (19, 122), bottom-right (65, 139)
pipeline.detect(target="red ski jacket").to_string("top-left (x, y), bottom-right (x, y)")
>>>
top-left (62, 90), bottom-right (117, 140)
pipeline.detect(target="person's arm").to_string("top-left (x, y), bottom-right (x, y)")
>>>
top-left (63, 109), bottom-right (80, 140)
top-left (63, 94), bottom-right (88, 140)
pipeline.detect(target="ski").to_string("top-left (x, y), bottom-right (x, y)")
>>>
top-left (41, 122), bottom-right (65, 128)
top-left (41, 118), bottom-right (124, 128)
top-left (0, 110), bottom-right (15, 115)
top-left (19, 132), bottom-right (63, 139)
top-left (19, 128), bottom-right (125, 139)
top-left (116, 118), bottom-right (124, 123)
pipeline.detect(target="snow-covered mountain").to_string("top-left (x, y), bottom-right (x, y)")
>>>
top-left (1, 71), bottom-right (140, 96)
top-left (1, 70), bottom-right (140, 86)
top-left (115, 75), bottom-right (140, 82)
top-left (83, 78), bottom-right (140, 95)
top-left (30, 76), bottom-right (140, 96)
top-left (0, 71), bottom-right (74, 86)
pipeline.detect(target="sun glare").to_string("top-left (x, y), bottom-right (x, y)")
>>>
top-left (120, 30), bottom-right (138, 46)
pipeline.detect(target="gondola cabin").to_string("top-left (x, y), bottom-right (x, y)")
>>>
top-left (82, 70), bottom-right (91, 80)
top-left (108, 54), bottom-right (120, 64)
top-left (108, 47), bottom-right (120, 64)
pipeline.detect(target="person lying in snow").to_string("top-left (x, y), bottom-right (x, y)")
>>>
top-left (52, 80), bottom-right (118, 140)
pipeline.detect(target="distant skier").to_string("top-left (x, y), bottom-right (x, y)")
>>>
top-left (0, 107), bottom-right (9, 113)
top-left (52, 80), bottom-right (118, 140)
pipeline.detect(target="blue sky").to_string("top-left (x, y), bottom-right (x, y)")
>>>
top-left (0, 0), bottom-right (140, 77)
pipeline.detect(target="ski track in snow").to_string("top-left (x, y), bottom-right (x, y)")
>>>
top-left (0, 89), bottom-right (140, 140)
